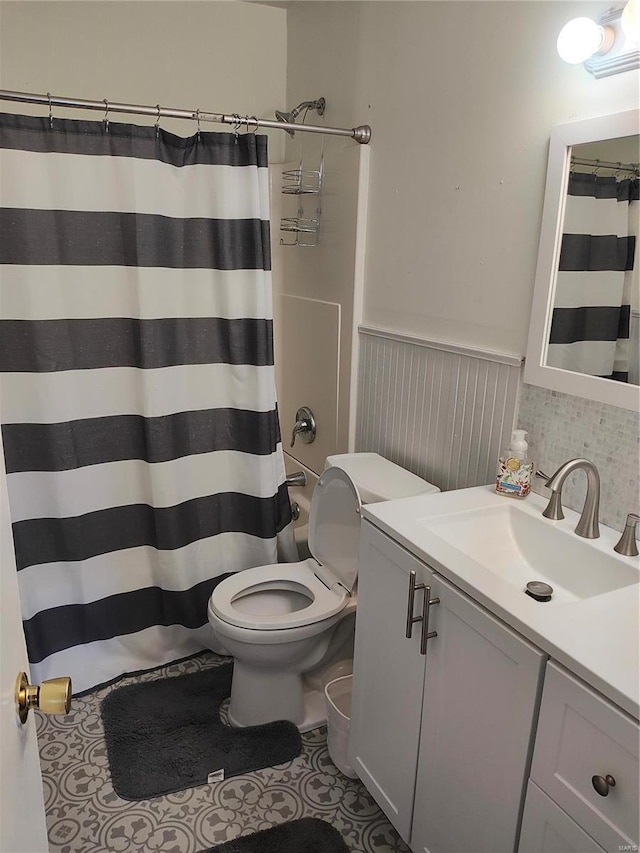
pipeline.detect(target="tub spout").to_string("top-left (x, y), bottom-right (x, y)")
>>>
top-left (285, 470), bottom-right (307, 488)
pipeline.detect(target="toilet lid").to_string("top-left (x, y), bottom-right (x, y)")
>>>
top-left (308, 466), bottom-right (361, 594)
top-left (209, 560), bottom-right (348, 630)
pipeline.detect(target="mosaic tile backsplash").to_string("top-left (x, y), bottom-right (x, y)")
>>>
top-left (518, 384), bottom-right (640, 533)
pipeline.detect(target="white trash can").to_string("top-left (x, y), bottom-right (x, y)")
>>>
top-left (324, 674), bottom-right (358, 779)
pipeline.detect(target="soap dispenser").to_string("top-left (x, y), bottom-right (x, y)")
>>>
top-left (496, 430), bottom-right (533, 498)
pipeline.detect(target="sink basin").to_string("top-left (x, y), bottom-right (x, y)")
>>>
top-left (423, 504), bottom-right (640, 604)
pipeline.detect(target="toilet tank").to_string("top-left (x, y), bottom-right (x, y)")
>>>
top-left (324, 452), bottom-right (439, 504)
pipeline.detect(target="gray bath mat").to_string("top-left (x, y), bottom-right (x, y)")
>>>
top-left (101, 662), bottom-right (302, 800)
top-left (202, 818), bottom-right (350, 852)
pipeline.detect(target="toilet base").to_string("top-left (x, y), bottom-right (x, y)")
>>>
top-left (228, 682), bottom-right (328, 733)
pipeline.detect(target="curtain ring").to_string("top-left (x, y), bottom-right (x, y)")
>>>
top-left (243, 115), bottom-right (259, 135)
top-left (196, 109), bottom-right (201, 142)
top-left (103, 98), bottom-right (109, 133)
top-left (47, 92), bottom-right (54, 129)
top-left (155, 104), bottom-right (161, 138)
top-left (232, 113), bottom-right (241, 143)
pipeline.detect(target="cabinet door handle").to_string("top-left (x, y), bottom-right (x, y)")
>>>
top-left (406, 570), bottom-right (426, 639)
top-left (420, 585), bottom-right (440, 655)
top-left (591, 774), bottom-right (616, 797)
top-left (406, 571), bottom-right (440, 654)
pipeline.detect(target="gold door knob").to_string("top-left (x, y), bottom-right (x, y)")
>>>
top-left (15, 672), bottom-right (72, 724)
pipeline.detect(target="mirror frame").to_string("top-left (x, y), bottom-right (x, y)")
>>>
top-left (524, 109), bottom-right (640, 411)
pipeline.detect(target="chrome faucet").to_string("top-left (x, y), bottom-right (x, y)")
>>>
top-left (541, 458), bottom-right (600, 539)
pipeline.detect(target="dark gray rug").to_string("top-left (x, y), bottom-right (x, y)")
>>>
top-left (101, 662), bottom-right (302, 800)
top-left (202, 818), bottom-right (350, 852)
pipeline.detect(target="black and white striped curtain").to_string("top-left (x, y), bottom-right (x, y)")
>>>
top-left (0, 113), bottom-right (291, 693)
top-left (547, 171), bottom-right (638, 382)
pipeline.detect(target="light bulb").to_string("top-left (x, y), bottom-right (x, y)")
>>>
top-left (621, 0), bottom-right (639, 41)
top-left (557, 17), bottom-right (606, 63)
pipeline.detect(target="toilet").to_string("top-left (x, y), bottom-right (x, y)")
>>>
top-left (207, 452), bottom-right (439, 731)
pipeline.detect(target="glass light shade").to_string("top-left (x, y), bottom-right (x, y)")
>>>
top-left (557, 17), bottom-right (605, 63)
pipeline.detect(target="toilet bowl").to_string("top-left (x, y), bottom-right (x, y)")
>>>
top-left (208, 453), bottom-right (439, 731)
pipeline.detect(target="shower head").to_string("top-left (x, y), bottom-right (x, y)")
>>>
top-left (274, 98), bottom-right (326, 136)
top-left (275, 109), bottom-right (296, 127)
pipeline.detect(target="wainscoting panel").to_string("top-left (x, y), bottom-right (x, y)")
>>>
top-left (356, 328), bottom-right (522, 491)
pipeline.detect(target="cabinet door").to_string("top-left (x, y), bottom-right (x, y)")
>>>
top-left (411, 574), bottom-right (546, 853)
top-left (519, 781), bottom-right (606, 853)
top-left (349, 521), bottom-right (432, 842)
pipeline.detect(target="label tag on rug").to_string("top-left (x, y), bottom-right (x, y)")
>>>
top-left (207, 769), bottom-right (225, 783)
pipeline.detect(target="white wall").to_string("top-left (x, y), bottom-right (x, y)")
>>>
top-left (277, 8), bottom-right (371, 473)
top-left (285, 1), bottom-right (639, 528)
top-left (287, 0), bottom-right (639, 356)
top-left (0, 1), bottom-right (287, 161)
top-left (272, 142), bottom-right (369, 474)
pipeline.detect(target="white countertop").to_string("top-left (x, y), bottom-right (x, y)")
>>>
top-left (362, 485), bottom-right (640, 720)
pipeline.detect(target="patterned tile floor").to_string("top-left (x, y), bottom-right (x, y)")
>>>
top-left (36, 652), bottom-right (410, 853)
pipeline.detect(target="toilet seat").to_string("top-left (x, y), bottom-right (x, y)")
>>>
top-left (209, 560), bottom-right (348, 631)
top-left (210, 467), bottom-right (361, 633)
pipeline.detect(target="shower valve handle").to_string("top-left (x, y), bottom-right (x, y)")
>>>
top-left (290, 407), bottom-right (316, 447)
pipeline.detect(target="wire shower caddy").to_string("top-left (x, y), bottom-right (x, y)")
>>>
top-left (279, 101), bottom-right (325, 247)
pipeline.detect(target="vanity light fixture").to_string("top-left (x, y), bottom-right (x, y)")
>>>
top-left (557, 0), bottom-right (640, 78)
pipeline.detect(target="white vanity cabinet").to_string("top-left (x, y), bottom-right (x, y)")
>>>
top-left (520, 662), bottom-right (639, 853)
top-left (349, 520), bottom-right (546, 852)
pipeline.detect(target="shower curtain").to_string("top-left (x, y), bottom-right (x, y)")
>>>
top-left (0, 112), bottom-right (291, 693)
top-left (547, 171), bottom-right (638, 382)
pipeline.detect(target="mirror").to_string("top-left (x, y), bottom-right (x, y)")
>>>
top-left (525, 110), bottom-right (639, 411)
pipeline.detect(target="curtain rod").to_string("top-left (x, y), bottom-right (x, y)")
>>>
top-left (571, 155), bottom-right (638, 175)
top-left (0, 89), bottom-right (372, 145)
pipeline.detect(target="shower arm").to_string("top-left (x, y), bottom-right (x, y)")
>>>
top-left (278, 98), bottom-right (326, 122)
top-left (0, 89), bottom-right (372, 145)
top-left (275, 98), bottom-right (326, 136)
